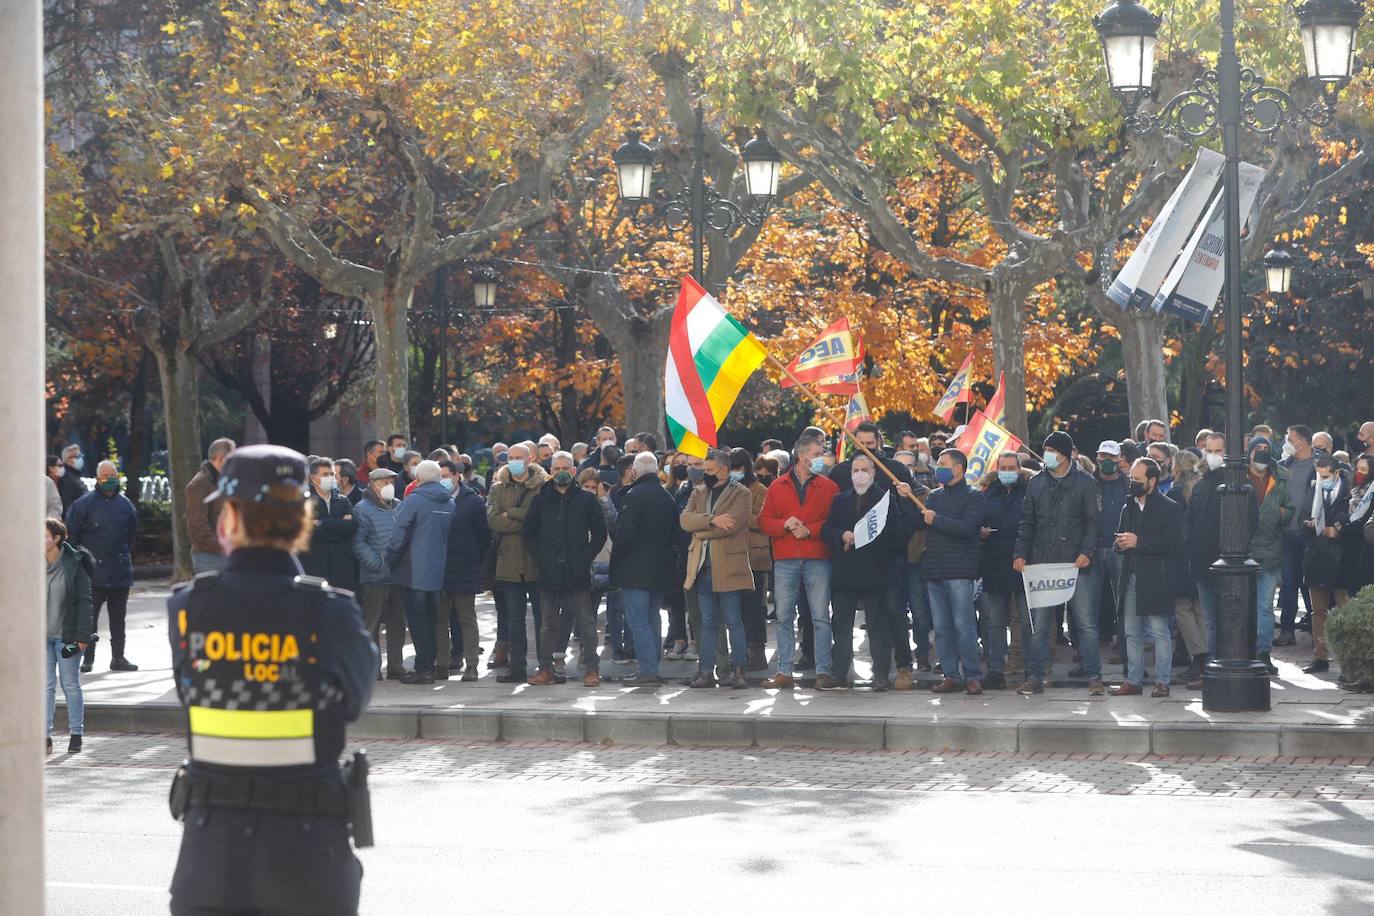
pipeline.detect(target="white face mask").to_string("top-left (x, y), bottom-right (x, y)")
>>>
top-left (318, 475), bottom-right (337, 492)
top-left (1205, 452), bottom-right (1224, 472)
top-left (1282, 440), bottom-right (1297, 459)
top-left (379, 484), bottom-right (395, 502)
top-left (391, 447), bottom-right (407, 462)
top-left (852, 470), bottom-right (874, 493)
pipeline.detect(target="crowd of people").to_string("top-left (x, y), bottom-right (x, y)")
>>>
top-left (40, 416), bottom-right (1374, 743)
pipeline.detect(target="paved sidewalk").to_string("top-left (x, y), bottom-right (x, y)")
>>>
top-left (56, 585), bottom-right (1374, 758)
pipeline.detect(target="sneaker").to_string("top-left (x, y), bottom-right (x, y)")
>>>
top-left (683, 642), bottom-right (699, 661)
top-left (1303, 659), bottom-right (1330, 674)
top-left (664, 641), bottom-right (686, 661)
top-left (1016, 677), bottom-right (1044, 695)
top-left (814, 673), bottom-right (842, 690)
top-left (982, 672), bottom-right (1007, 690)
top-left (915, 657), bottom-right (932, 673)
top-left (623, 673), bottom-right (662, 687)
top-left (1151, 684), bottom-right (1171, 698)
top-left (68, 735), bottom-right (83, 754)
top-left (110, 657), bottom-right (139, 672)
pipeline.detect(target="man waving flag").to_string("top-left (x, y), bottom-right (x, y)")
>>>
top-left (665, 277), bottom-right (767, 457)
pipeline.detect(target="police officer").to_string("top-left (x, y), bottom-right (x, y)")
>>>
top-left (166, 445), bottom-right (378, 915)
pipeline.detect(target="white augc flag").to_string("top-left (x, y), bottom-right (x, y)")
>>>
top-left (853, 490), bottom-right (891, 550)
top-left (1021, 563), bottom-right (1081, 610)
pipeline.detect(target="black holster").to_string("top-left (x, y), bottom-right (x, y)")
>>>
top-left (342, 750), bottom-right (373, 848)
top-left (169, 765), bottom-right (190, 821)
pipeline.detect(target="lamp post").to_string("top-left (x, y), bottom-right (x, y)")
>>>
top-left (1264, 247), bottom-right (1296, 296)
top-left (437, 261), bottom-right (499, 446)
top-left (612, 105), bottom-right (783, 293)
top-left (1094, 0), bottom-right (1363, 712)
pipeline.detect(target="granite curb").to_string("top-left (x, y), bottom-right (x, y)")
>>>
top-left (56, 702), bottom-right (1374, 758)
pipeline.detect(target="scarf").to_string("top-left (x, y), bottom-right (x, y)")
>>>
top-left (1310, 477), bottom-right (1343, 533)
top-left (1349, 482), bottom-right (1374, 526)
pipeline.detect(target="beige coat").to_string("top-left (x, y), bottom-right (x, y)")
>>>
top-left (681, 481), bottom-right (754, 592)
top-left (746, 480), bottom-right (771, 572)
top-left (486, 463), bottom-right (549, 582)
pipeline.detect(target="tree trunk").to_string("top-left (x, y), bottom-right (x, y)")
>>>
top-left (368, 284), bottom-right (412, 440)
top-left (151, 344), bottom-right (203, 581)
top-left (1117, 308), bottom-right (1170, 431)
top-left (602, 313), bottom-right (670, 441)
top-left (989, 280), bottom-right (1029, 442)
top-left (124, 347), bottom-right (154, 506)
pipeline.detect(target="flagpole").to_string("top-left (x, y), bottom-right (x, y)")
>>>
top-left (765, 351), bottom-right (926, 510)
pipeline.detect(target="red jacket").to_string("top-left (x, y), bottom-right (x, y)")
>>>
top-left (759, 471), bottom-right (838, 561)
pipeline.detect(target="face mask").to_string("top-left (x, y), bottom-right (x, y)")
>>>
top-left (729, 470), bottom-right (745, 483)
top-left (809, 457), bottom-right (827, 475)
top-left (935, 467), bottom-right (955, 486)
top-left (440, 477), bottom-right (455, 492)
top-left (318, 475), bottom-right (336, 492)
top-left (71, 456), bottom-right (85, 472)
top-left (687, 467), bottom-right (705, 485)
top-left (553, 471), bottom-right (574, 487)
top-left (1250, 460), bottom-right (1268, 475)
top-left (852, 470), bottom-right (874, 492)
top-left (702, 473), bottom-right (719, 489)
top-left (496, 452), bottom-right (509, 464)
top-left (672, 465), bottom-right (689, 481)
top-left (391, 447), bottom-right (406, 462)
top-left (1129, 480), bottom-right (1149, 498)
top-left (1282, 441), bottom-right (1296, 459)
top-left (379, 484), bottom-right (395, 502)
top-left (1099, 459), bottom-right (1117, 476)
top-left (997, 470), bottom-right (1018, 487)
top-left (1321, 477), bottom-right (1336, 491)
top-left (97, 477), bottom-right (119, 494)
top-left (917, 452), bottom-right (931, 467)
top-left (1356, 469), bottom-right (1370, 486)
top-left (1205, 453), bottom-right (1224, 472)
top-left (1043, 451), bottom-right (1062, 471)
top-left (508, 459), bottom-right (527, 477)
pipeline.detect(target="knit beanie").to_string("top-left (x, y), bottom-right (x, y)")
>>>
top-left (1043, 430), bottom-right (1075, 460)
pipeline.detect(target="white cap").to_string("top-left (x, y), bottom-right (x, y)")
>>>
top-left (1096, 440), bottom-right (1122, 457)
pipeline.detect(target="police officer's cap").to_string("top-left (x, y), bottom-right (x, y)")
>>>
top-left (204, 444), bottom-right (309, 504)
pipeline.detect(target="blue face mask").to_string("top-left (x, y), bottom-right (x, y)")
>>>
top-left (1322, 477), bottom-right (1336, 491)
top-left (1043, 451), bottom-right (1062, 471)
top-left (729, 470), bottom-right (745, 483)
top-left (997, 470), bottom-right (1018, 487)
top-left (439, 478), bottom-right (455, 492)
top-left (935, 467), bottom-right (956, 486)
top-left (508, 460), bottom-right (526, 477)
top-left (810, 457), bottom-right (827, 475)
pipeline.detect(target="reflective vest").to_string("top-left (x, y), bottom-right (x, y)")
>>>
top-left (176, 574), bottom-right (346, 770)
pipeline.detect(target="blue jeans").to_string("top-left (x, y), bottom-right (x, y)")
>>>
top-left (1023, 566), bottom-right (1101, 681)
top-left (399, 588), bottom-right (439, 674)
top-left (975, 590), bottom-right (1022, 675)
top-left (622, 588), bottom-right (664, 677)
top-left (902, 560), bottom-right (932, 660)
top-left (1278, 530), bottom-right (1309, 634)
top-left (772, 558), bottom-right (833, 676)
top-left (1091, 547), bottom-right (1124, 640)
top-left (500, 582), bottom-right (542, 676)
top-left (191, 552), bottom-right (226, 574)
top-left (1257, 566), bottom-right (1280, 654)
top-left (47, 637), bottom-right (84, 736)
top-left (694, 568), bottom-right (746, 671)
top-left (1122, 575), bottom-right (1171, 687)
top-left (929, 578), bottom-right (982, 682)
top-left (1196, 577), bottom-right (1219, 658)
top-left (605, 590), bottom-right (629, 655)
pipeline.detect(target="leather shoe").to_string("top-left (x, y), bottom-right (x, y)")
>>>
top-left (527, 668), bottom-right (558, 686)
top-left (434, 667), bottom-right (449, 681)
top-left (965, 679), bottom-right (983, 695)
top-left (930, 677), bottom-right (963, 693)
top-left (1016, 677), bottom-right (1044, 695)
top-left (730, 665), bottom-right (748, 689)
top-left (1271, 632), bottom-right (1296, 647)
top-left (982, 672), bottom-right (1007, 690)
top-left (762, 672), bottom-right (794, 689)
top-left (870, 677), bottom-right (890, 692)
top-left (486, 641), bottom-right (510, 669)
top-left (583, 671), bottom-right (601, 688)
top-left (1259, 652), bottom-right (1278, 676)
top-left (814, 673), bottom-right (842, 690)
top-left (1184, 675), bottom-right (1204, 690)
top-left (461, 666), bottom-right (479, 682)
top-left (399, 671), bottom-right (434, 685)
top-left (110, 657), bottom-right (138, 672)
top-left (1151, 684), bottom-right (1171, 697)
top-left (623, 673), bottom-right (662, 687)
top-left (1303, 659), bottom-right (1330, 674)
top-left (688, 670), bottom-right (717, 688)
top-left (1109, 682), bottom-right (1142, 696)
top-left (495, 671), bottom-right (527, 684)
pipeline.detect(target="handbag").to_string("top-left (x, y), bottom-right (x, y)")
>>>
top-left (1303, 533), bottom-right (1342, 588)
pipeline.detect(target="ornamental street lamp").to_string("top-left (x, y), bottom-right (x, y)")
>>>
top-left (1094, 0), bottom-right (1362, 712)
top-left (1264, 247), bottom-right (1296, 295)
top-left (612, 105), bottom-right (783, 292)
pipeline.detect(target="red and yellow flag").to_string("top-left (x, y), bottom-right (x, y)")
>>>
top-left (932, 352), bottom-right (975, 422)
top-left (985, 371), bottom-right (1007, 426)
top-left (781, 318), bottom-right (862, 388)
top-left (955, 410), bottom-right (1023, 483)
top-left (835, 391), bottom-right (872, 461)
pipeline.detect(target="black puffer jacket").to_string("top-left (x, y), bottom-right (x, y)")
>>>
top-left (914, 480), bottom-right (985, 581)
top-left (1014, 467), bottom-right (1100, 566)
top-left (521, 483), bottom-right (607, 591)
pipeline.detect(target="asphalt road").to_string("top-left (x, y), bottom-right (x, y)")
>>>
top-left (43, 736), bottom-right (1374, 914)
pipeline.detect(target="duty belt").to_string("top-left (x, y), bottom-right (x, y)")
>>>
top-left (174, 770), bottom-right (347, 818)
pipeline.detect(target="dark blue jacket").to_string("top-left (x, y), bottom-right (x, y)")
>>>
top-left (822, 487), bottom-right (913, 589)
top-left (1096, 473), bottom-right (1129, 549)
top-left (351, 493), bottom-right (398, 586)
top-left (611, 474), bottom-right (682, 592)
top-left (65, 488), bottom-right (138, 588)
top-left (980, 477), bottom-right (1026, 594)
top-left (386, 482), bottom-right (454, 592)
top-left (443, 484), bottom-right (491, 594)
top-left (914, 480), bottom-right (985, 581)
